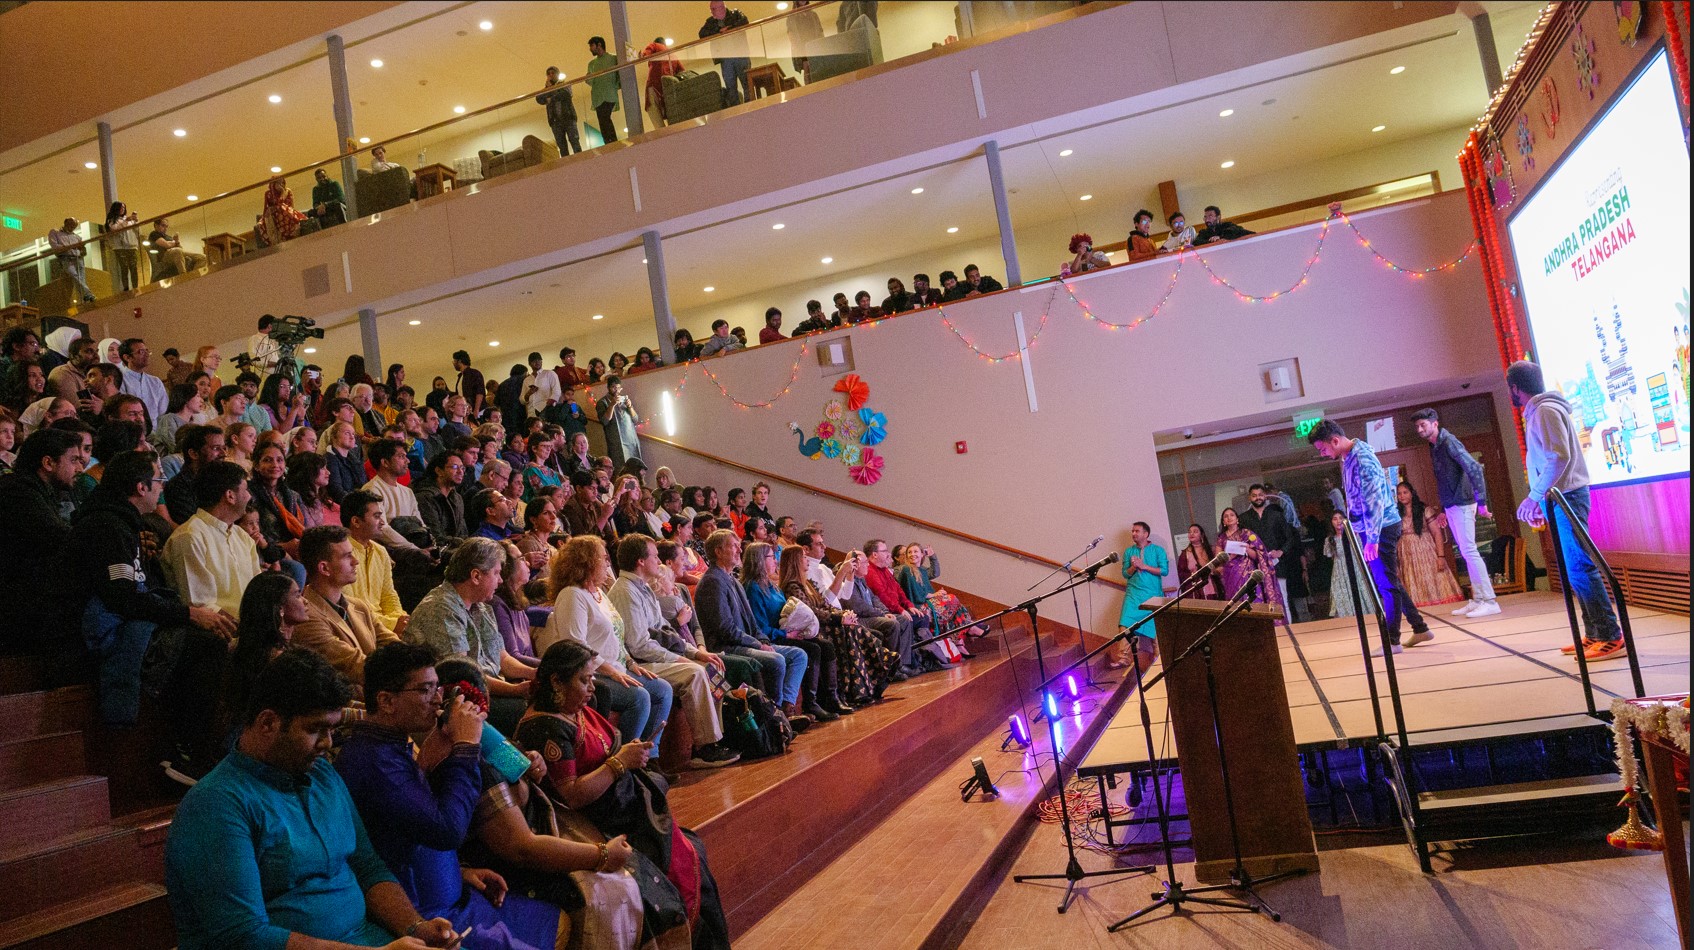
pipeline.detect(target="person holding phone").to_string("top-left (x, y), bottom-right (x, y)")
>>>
top-left (595, 375), bottom-right (642, 471)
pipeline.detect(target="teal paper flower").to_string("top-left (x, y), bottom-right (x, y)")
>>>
top-left (821, 439), bottom-right (843, 458)
top-left (841, 443), bottom-right (862, 466)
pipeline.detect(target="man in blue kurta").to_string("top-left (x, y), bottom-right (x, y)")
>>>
top-left (165, 648), bottom-right (461, 950)
top-left (336, 643), bottom-right (568, 949)
top-left (1115, 521), bottom-right (1170, 677)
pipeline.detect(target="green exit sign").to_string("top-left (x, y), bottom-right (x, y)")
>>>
top-left (1, 216), bottom-right (21, 231)
top-left (1292, 412), bottom-right (1324, 440)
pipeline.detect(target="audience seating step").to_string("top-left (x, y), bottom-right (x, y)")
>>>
top-left (0, 777), bottom-right (112, 854)
top-left (0, 688), bottom-right (92, 745)
top-left (0, 882), bottom-right (171, 950)
top-left (0, 659), bottom-right (45, 697)
top-left (1401, 712), bottom-right (1608, 749)
top-left (0, 732), bottom-right (87, 793)
top-left (0, 824), bottom-right (164, 926)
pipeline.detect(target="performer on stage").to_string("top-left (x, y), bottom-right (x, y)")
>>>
top-left (1111, 521), bottom-right (1168, 673)
top-left (1216, 508), bottom-right (1288, 625)
top-left (1174, 524), bottom-right (1224, 601)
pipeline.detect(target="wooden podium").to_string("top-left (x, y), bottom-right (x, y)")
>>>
top-left (1147, 596), bottom-right (1318, 884)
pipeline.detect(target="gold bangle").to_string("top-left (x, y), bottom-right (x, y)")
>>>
top-left (605, 756), bottom-right (626, 777)
top-left (596, 841), bottom-right (611, 872)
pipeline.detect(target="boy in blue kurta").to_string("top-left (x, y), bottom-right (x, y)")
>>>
top-left (1114, 521), bottom-right (1169, 676)
top-left (165, 649), bottom-right (460, 950)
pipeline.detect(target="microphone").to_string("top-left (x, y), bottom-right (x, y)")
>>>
top-left (1086, 534), bottom-right (1104, 551)
top-left (1078, 551), bottom-right (1120, 575)
top-left (1196, 549), bottom-right (1227, 577)
top-left (1236, 569), bottom-right (1266, 604)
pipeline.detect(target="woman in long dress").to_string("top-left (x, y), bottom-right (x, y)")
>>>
top-left (1216, 507), bottom-right (1288, 624)
top-left (1174, 523), bottom-right (1225, 601)
top-left (258, 177), bottom-right (306, 245)
top-left (1396, 482), bottom-right (1464, 606)
top-left (780, 545), bottom-right (897, 707)
top-left (1323, 511), bottom-right (1357, 618)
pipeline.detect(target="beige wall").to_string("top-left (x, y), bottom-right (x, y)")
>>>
top-left (615, 191), bottom-right (1503, 633)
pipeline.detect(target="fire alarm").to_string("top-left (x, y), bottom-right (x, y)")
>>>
top-left (132, 306), bottom-right (142, 319)
top-left (955, 441), bottom-right (968, 454)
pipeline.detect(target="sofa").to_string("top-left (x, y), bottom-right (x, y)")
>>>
top-left (662, 70), bottom-right (727, 124)
top-left (479, 135), bottom-right (560, 180)
top-left (802, 15), bottom-right (884, 84)
top-left (355, 166), bottom-right (413, 216)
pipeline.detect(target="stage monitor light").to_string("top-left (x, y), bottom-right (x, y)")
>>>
top-left (1008, 714), bottom-right (1030, 747)
top-left (1065, 674), bottom-right (1079, 699)
top-left (959, 756), bottom-right (999, 801)
top-left (1044, 692), bottom-right (1059, 720)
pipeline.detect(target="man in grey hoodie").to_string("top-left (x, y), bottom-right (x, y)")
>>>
top-left (1506, 361), bottom-right (1623, 660)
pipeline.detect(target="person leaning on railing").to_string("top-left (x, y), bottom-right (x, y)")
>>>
top-left (47, 217), bottom-right (96, 302)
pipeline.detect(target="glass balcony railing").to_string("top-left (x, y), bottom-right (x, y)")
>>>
top-left (0, 0), bottom-right (1080, 319)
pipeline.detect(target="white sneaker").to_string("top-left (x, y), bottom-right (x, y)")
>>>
top-left (1371, 643), bottom-right (1404, 657)
top-left (1403, 629), bottom-right (1435, 648)
top-left (1452, 600), bottom-right (1480, 616)
top-left (1464, 601), bottom-right (1501, 618)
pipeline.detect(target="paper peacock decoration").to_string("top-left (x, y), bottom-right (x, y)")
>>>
top-left (789, 374), bottom-right (888, 485)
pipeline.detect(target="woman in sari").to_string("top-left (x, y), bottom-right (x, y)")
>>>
top-left (1323, 511), bottom-right (1358, 619)
top-left (894, 543), bottom-right (979, 656)
top-left (523, 436), bottom-right (565, 504)
top-left (1174, 523), bottom-right (1225, 600)
top-left (779, 545), bottom-right (896, 708)
top-left (258, 176), bottom-right (307, 245)
top-left (514, 641), bottom-right (731, 949)
top-left (1216, 507), bottom-right (1288, 623)
top-left (1396, 482), bottom-right (1464, 606)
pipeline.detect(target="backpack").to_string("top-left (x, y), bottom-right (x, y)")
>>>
top-left (720, 686), bottom-right (792, 760)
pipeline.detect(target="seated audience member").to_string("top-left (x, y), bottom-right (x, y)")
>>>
top-left (694, 529), bottom-right (810, 728)
top-left (341, 489), bottom-right (409, 633)
top-left (1066, 232), bottom-right (1110, 275)
top-left (213, 573), bottom-right (307, 764)
top-left (1194, 204), bottom-right (1254, 245)
top-left (65, 449), bottom-right (236, 732)
top-left (516, 640), bottom-right (732, 947)
top-left (758, 308), bottom-right (785, 344)
top-left (408, 537), bottom-right (532, 733)
top-left (745, 481), bottom-right (774, 523)
top-left (286, 451), bottom-right (338, 529)
top-left (335, 642), bottom-right (573, 948)
top-left (881, 277), bottom-right (913, 314)
top-left (697, 319), bottom-right (742, 358)
top-left (560, 469), bottom-right (616, 543)
top-left (164, 648), bottom-right (462, 950)
top-left (863, 538), bottom-right (946, 667)
top-left (847, 290), bottom-right (882, 324)
top-left (780, 545), bottom-right (896, 709)
top-left (896, 542), bottom-right (980, 659)
top-left (76, 363), bottom-right (122, 428)
top-left (321, 419), bottom-right (366, 503)
top-left (160, 461), bottom-right (262, 620)
top-left (1162, 210), bottom-right (1197, 252)
top-left (491, 542), bottom-right (543, 669)
top-left (307, 168), bottom-right (348, 228)
top-left (362, 437), bottom-right (424, 550)
top-left (744, 541), bottom-right (838, 722)
top-left (147, 217), bottom-right (208, 275)
top-left (152, 382), bottom-right (204, 455)
top-left (840, 543), bottom-right (921, 676)
top-left (792, 299), bottom-right (838, 334)
top-left (293, 525), bottom-right (401, 683)
top-left (1125, 209), bottom-right (1160, 262)
top-left (248, 442), bottom-right (305, 559)
top-left (538, 536), bottom-right (674, 748)
top-left (162, 424), bottom-right (226, 524)
top-left (774, 515), bottom-right (800, 548)
top-left (609, 535), bottom-right (741, 768)
top-left (909, 273), bottom-right (945, 309)
top-left (471, 489), bottom-right (518, 541)
top-left (0, 431), bottom-right (83, 650)
top-left (0, 414), bottom-right (16, 471)
top-left (415, 452), bottom-right (469, 545)
top-left (962, 263), bottom-right (1004, 296)
top-left (235, 502), bottom-right (300, 583)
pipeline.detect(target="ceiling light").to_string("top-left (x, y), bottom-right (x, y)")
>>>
top-left (703, 286), bottom-right (715, 293)
top-left (1220, 160), bottom-right (1235, 168)
top-left (453, 105), bottom-right (466, 114)
top-left (303, 347), bottom-right (318, 354)
top-left (1058, 148), bottom-right (1073, 157)
top-left (359, 137), bottom-right (370, 144)
top-left (370, 59), bottom-right (384, 68)
top-left (1219, 108), bottom-right (1234, 117)
top-left (776, 1), bottom-right (789, 8)
top-left (408, 319), bottom-right (421, 325)
top-left (1079, 194), bottom-right (1092, 201)
top-left (172, 129), bottom-right (187, 137)
top-left (664, 37), bottom-right (674, 45)
top-left (592, 314), bottom-right (604, 320)
top-left (268, 94), bottom-right (282, 104)
top-left (1390, 65), bottom-right (1406, 75)
top-left (478, 19), bottom-right (493, 30)
top-left (84, 161), bottom-right (97, 169)
top-left (488, 340), bottom-right (499, 347)
top-left (910, 187), bottom-right (924, 195)
top-left (771, 223), bottom-right (785, 230)
top-left (947, 226), bottom-right (959, 233)
top-left (270, 166), bottom-right (282, 173)
top-left (821, 257), bottom-right (833, 264)
top-left (186, 194), bottom-right (198, 202)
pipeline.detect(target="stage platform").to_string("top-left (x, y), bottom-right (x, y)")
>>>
top-left (1079, 590), bottom-right (1690, 777)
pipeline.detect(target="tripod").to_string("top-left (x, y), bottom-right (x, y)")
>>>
top-left (1108, 576), bottom-right (1303, 930)
top-left (1007, 560), bottom-right (1155, 913)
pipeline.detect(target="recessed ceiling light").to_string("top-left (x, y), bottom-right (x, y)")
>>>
top-left (1058, 148), bottom-right (1073, 157)
top-left (268, 94), bottom-right (282, 104)
top-left (408, 319), bottom-right (421, 325)
top-left (1390, 65), bottom-right (1406, 75)
top-left (488, 340), bottom-right (499, 347)
top-left (771, 223), bottom-right (785, 230)
top-left (186, 195), bottom-right (198, 201)
top-left (453, 105), bottom-right (466, 114)
top-left (947, 226), bottom-right (959, 233)
top-left (703, 286), bottom-right (715, 293)
top-left (270, 166), bottom-right (282, 173)
top-left (910, 187), bottom-right (924, 195)
top-left (664, 37), bottom-right (674, 45)
top-left (358, 137), bottom-right (370, 144)
top-left (1079, 194), bottom-right (1092, 201)
top-left (1220, 160), bottom-right (1235, 169)
top-left (478, 20), bottom-right (493, 30)
top-left (821, 257), bottom-right (833, 264)
top-left (1372, 125), bottom-right (1386, 132)
top-left (641, 258), bottom-right (648, 264)
top-left (592, 314), bottom-right (604, 320)
top-left (173, 129), bottom-right (187, 137)
top-left (776, 1), bottom-right (789, 8)
top-left (303, 347), bottom-right (318, 354)
top-left (84, 161), bottom-right (97, 169)
top-left (1219, 108), bottom-right (1234, 117)
top-left (370, 59), bottom-right (384, 68)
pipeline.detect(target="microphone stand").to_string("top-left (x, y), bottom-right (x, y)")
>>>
top-left (1108, 575), bottom-right (1303, 931)
top-left (1035, 538), bottom-right (1108, 693)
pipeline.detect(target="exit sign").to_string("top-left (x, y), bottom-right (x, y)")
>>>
top-left (1, 216), bottom-right (21, 231)
top-left (1292, 411), bottom-right (1324, 440)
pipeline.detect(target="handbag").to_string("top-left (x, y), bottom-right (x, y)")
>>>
top-left (777, 597), bottom-right (819, 639)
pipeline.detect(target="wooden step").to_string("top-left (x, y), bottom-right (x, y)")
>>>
top-left (0, 778), bottom-right (111, 854)
top-left (1417, 772), bottom-right (1621, 812)
top-left (0, 689), bottom-right (92, 745)
top-left (0, 733), bottom-right (87, 793)
top-left (0, 824), bottom-right (166, 925)
top-left (0, 659), bottom-right (45, 697)
top-left (0, 882), bottom-right (172, 950)
top-left (1403, 712), bottom-right (1608, 748)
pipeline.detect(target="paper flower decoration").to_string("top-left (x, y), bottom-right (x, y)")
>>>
top-left (833, 373), bottom-right (870, 410)
top-left (821, 439), bottom-right (843, 459)
top-left (823, 400), bottom-right (846, 422)
top-left (815, 421), bottom-right (836, 440)
top-left (838, 417), bottom-right (862, 441)
top-left (857, 407), bottom-right (887, 445)
top-left (849, 448), bottom-right (884, 485)
top-left (841, 443), bottom-right (862, 466)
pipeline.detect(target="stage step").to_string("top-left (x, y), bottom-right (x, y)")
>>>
top-left (1402, 713), bottom-right (1608, 748)
top-left (1417, 772), bottom-right (1621, 812)
top-left (0, 882), bottom-right (172, 950)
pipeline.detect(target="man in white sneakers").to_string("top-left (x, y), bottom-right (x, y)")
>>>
top-left (1412, 407), bottom-right (1500, 618)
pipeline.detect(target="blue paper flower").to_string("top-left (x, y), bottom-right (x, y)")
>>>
top-left (841, 443), bottom-right (863, 466)
top-left (858, 407), bottom-right (887, 445)
top-left (821, 439), bottom-right (843, 458)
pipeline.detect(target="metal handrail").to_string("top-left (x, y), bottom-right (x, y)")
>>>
top-left (1543, 486), bottom-right (1645, 705)
top-left (1340, 519), bottom-right (1410, 751)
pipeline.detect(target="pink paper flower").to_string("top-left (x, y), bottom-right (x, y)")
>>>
top-left (849, 448), bottom-right (884, 486)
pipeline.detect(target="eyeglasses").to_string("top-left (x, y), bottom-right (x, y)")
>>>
top-left (395, 683), bottom-right (443, 697)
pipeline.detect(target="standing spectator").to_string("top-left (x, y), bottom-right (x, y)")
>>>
top-left (586, 36), bottom-right (620, 145)
top-left (1239, 483), bottom-right (1300, 621)
top-left (523, 351), bottom-right (562, 419)
top-left (699, 1), bottom-right (753, 106)
top-left (452, 349), bottom-right (485, 416)
top-left (1322, 474), bottom-right (1346, 514)
top-left (962, 264), bottom-right (1004, 296)
top-left (597, 375), bottom-right (642, 470)
top-left (160, 461), bottom-right (264, 621)
top-left (537, 65), bottom-right (583, 156)
top-left (671, 331), bottom-right (701, 363)
top-left (105, 202), bottom-right (141, 291)
top-left (792, 299), bottom-right (838, 334)
top-left (641, 38), bottom-right (683, 127)
top-left (788, 0), bottom-right (824, 81)
top-left (1412, 407), bottom-right (1499, 617)
top-left (697, 320), bottom-right (741, 358)
top-left (1395, 481), bottom-right (1464, 607)
top-left (848, 290), bottom-right (882, 324)
top-left (830, 293), bottom-right (854, 325)
top-left (1125, 209), bottom-right (1159, 263)
top-left (1162, 210), bottom-right (1197, 252)
top-left (1507, 360), bottom-right (1623, 660)
top-left (1308, 420), bottom-right (1432, 654)
top-left (307, 168), bottom-right (347, 228)
top-left (495, 364), bottom-right (526, 428)
top-left (0, 429), bottom-right (83, 650)
top-left (1323, 511), bottom-right (1357, 619)
top-left (1194, 205), bottom-right (1254, 245)
top-left (1112, 521), bottom-right (1168, 673)
top-left (117, 338), bottom-right (169, 424)
top-left (48, 217), bottom-right (96, 302)
top-left (147, 216), bottom-right (207, 277)
top-left (759, 307), bottom-right (785, 344)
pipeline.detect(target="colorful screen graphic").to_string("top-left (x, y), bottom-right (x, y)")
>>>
top-left (1507, 49), bottom-right (1691, 487)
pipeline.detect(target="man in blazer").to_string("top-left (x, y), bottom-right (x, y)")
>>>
top-left (293, 525), bottom-right (401, 682)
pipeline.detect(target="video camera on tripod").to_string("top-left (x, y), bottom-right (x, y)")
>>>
top-left (233, 314), bottom-right (323, 385)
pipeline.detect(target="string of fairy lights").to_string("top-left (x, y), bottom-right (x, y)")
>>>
top-left (610, 213), bottom-right (1474, 414)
